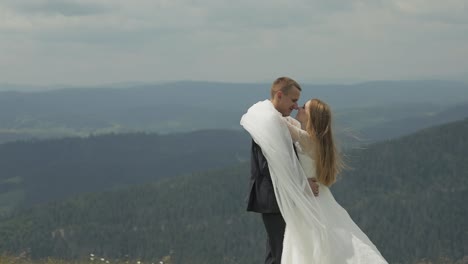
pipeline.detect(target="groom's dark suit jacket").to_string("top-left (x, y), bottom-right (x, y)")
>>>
top-left (247, 140), bottom-right (280, 213)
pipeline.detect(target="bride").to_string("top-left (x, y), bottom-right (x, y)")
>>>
top-left (241, 98), bottom-right (387, 264)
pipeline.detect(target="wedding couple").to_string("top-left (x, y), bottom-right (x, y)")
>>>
top-left (240, 77), bottom-right (388, 264)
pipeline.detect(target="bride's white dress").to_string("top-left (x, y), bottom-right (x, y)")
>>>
top-left (240, 100), bottom-right (388, 264)
top-left (283, 137), bottom-right (387, 263)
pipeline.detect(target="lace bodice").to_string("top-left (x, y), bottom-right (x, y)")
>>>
top-left (284, 117), bottom-right (317, 179)
top-left (297, 151), bottom-right (317, 179)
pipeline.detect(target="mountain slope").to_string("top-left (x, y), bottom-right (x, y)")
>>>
top-left (1, 119), bottom-right (467, 263)
top-left (332, 118), bottom-right (468, 263)
top-left (0, 130), bottom-right (250, 213)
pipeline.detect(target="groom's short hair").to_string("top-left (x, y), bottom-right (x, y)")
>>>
top-left (271, 77), bottom-right (302, 98)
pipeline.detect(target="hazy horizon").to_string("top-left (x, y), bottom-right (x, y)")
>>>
top-left (1, 78), bottom-right (468, 92)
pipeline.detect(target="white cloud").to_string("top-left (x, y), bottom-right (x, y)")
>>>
top-left (0, 0), bottom-right (467, 85)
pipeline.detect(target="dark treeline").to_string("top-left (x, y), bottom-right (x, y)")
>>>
top-left (1, 119), bottom-right (467, 263)
top-left (0, 130), bottom-right (250, 211)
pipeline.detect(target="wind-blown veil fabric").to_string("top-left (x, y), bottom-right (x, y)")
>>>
top-left (240, 100), bottom-right (331, 263)
top-left (241, 100), bottom-right (389, 264)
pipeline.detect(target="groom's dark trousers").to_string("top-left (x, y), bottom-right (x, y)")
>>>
top-left (247, 140), bottom-right (286, 264)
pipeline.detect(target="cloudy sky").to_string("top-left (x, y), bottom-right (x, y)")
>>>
top-left (1, 0), bottom-right (467, 86)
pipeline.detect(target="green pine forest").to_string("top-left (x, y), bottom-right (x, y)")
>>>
top-left (0, 118), bottom-right (467, 263)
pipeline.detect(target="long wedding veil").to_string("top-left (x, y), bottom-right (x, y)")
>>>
top-left (240, 100), bottom-right (331, 263)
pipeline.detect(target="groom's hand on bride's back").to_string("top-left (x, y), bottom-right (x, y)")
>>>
top-left (308, 178), bottom-right (319, 196)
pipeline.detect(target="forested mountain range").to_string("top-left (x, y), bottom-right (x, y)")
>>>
top-left (1, 80), bottom-right (467, 143)
top-left (1, 118), bottom-right (466, 264)
top-left (0, 130), bottom-right (250, 214)
top-left (332, 118), bottom-right (468, 263)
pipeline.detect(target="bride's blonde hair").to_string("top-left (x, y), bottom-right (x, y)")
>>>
top-left (305, 99), bottom-right (343, 186)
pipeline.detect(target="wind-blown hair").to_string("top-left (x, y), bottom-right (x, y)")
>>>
top-left (305, 99), bottom-right (343, 186)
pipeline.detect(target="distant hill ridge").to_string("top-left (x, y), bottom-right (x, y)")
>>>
top-left (1, 80), bottom-right (467, 144)
top-left (2, 80), bottom-right (467, 110)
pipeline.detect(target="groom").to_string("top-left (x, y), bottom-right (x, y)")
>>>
top-left (247, 77), bottom-right (318, 264)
